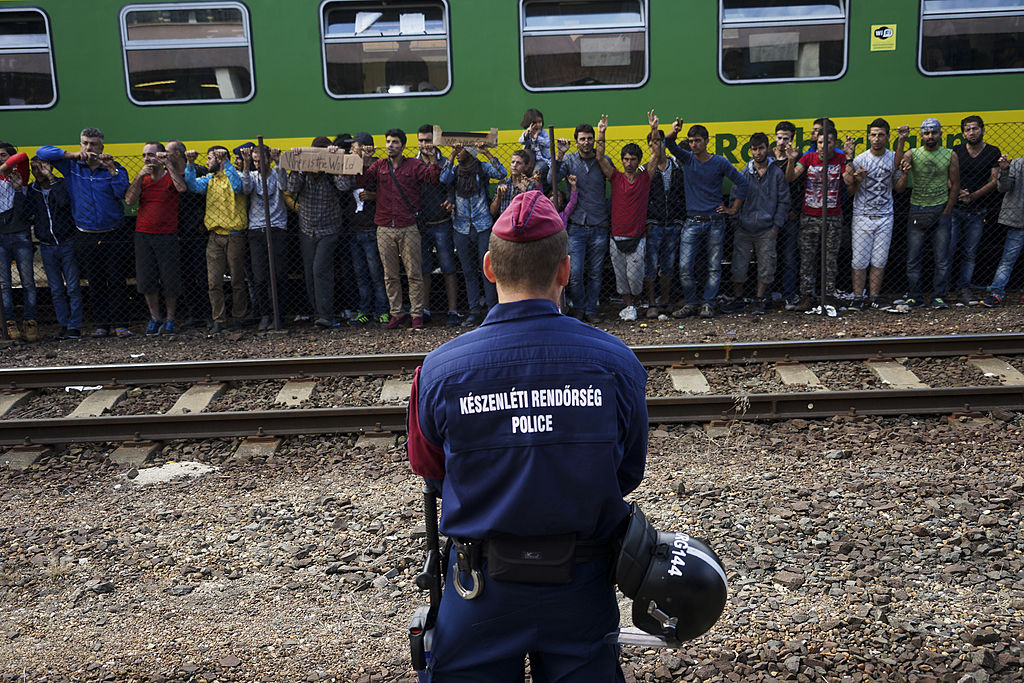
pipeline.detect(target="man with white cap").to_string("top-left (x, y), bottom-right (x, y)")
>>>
top-left (892, 118), bottom-right (960, 311)
top-left (407, 190), bottom-right (648, 680)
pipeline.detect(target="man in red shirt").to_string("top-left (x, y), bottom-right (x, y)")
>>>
top-left (357, 128), bottom-right (445, 330)
top-left (595, 110), bottom-right (663, 321)
top-left (124, 142), bottom-right (187, 335)
top-left (785, 124), bottom-right (850, 310)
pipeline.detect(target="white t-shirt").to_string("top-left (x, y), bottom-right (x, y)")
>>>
top-left (852, 149), bottom-right (901, 216)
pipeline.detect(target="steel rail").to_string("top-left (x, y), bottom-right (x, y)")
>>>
top-left (2, 333), bottom-right (1024, 391)
top-left (3, 385), bottom-right (1023, 447)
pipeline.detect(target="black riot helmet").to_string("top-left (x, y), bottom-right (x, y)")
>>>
top-left (615, 503), bottom-right (728, 643)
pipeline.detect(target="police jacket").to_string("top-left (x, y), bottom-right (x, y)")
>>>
top-left (733, 160), bottom-right (789, 234)
top-left (26, 180), bottom-right (77, 245)
top-left (644, 157), bottom-right (686, 226)
top-left (407, 299), bottom-right (648, 541)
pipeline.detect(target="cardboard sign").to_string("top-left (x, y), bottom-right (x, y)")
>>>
top-left (432, 126), bottom-right (498, 148)
top-left (278, 147), bottom-right (361, 175)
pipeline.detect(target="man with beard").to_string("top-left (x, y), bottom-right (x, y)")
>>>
top-left (949, 115), bottom-right (1002, 305)
top-left (416, 125), bottom-right (460, 326)
top-left (892, 118), bottom-right (961, 312)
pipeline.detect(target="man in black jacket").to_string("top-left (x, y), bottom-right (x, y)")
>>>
top-left (642, 129), bottom-right (686, 318)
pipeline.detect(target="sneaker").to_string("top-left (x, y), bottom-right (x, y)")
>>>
top-left (618, 305), bottom-right (637, 321)
top-left (719, 297), bottom-right (745, 314)
top-left (5, 320), bottom-right (21, 340)
top-left (750, 298), bottom-right (767, 315)
top-left (645, 305), bottom-right (660, 319)
top-left (421, 309), bottom-right (432, 325)
top-left (315, 317), bottom-right (340, 328)
top-left (671, 304), bottom-right (696, 319)
top-left (145, 318), bottom-right (163, 336)
top-left (982, 293), bottom-right (1002, 308)
top-left (461, 311), bottom-right (481, 328)
top-left (445, 311), bottom-right (462, 327)
top-left (66, 328), bottom-right (81, 339)
top-left (57, 327), bottom-right (70, 340)
top-left (377, 313), bottom-right (391, 325)
top-left (868, 297), bottom-right (883, 310)
top-left (23, 320), bottom-right (37, 342)
top-left (209, 321), bottom-right (225, 334)
top-left (115, 327), bottom-right (133, 338)
top-left (783, 294), bottom-right (801, 311)
top-left (383, 314), bottom-right (409, 330)
top-left (848, 297), bottom-right (866, 311)
top-left (931, 297), bottom-right (949, 309)
top-left (699, 303), bottom-right (715, 319)
top-left (411, 316), bottom-right (425, 330)
top-left (795, 297), bottom-right (815, 312)
top-left (584, 313), bottom-right (603, 324)
top-left (160, 320), bottom-right (177, 335)
top-left (958, 289), bottom-right (978, 306)
top-left (351, 312), bottom-right (371, 326)
top-left (258, 315), bottom-right (272, 331)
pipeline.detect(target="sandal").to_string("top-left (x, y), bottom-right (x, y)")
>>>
top-left (92, 328), bottom-right (109, 338)
top-left (114, 327), bottom-right (133, 338)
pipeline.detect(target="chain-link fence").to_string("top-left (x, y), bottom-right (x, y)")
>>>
top-left (2, 123), bottom-right (1022, 339)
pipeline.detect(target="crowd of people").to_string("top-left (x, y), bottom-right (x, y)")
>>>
top-left (0, 110), bottom-right (1020, 341)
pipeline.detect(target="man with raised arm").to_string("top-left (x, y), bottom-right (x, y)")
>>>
top-left (38, 128), bottom-right (131, 337)
top-left (843, 120), bottom-right (908, 310)
top-left (892, 118), bottom-right (961, 312)
top-left (124, 142), bottom-right (187, 336)
top-left (785, 123), bottom-right (849, 311)
top-left (593, 110), bottom-right (663, 322)
top-left (552, 123), bottom-right (610, 323)
top-left (665, 118), bottom-right (748, 319)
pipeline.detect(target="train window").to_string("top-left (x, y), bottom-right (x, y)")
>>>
top-left (0, 9), bottom-right (57, 109)
top-left (519, 0), bottom-right (649, 91)
top-left (321, 0), bottom-right (451, 98)
top-left (920, 0), bottom-right (1024, 75)
top-left (719, 0), bottom-right (848, 83)
top-left (119, 3), bottom-right (255, 105)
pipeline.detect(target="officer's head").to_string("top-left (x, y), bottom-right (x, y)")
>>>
top-left (486, 191), bottom-right (569, 302)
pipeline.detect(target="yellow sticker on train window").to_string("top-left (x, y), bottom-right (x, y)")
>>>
top-left (870, 24), bottom-right (896, 52)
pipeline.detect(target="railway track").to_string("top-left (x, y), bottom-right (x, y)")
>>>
top-left (2, 333), bottom-right (1024, 457)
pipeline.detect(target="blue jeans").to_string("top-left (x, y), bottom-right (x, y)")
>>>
top-left (350, 231), bottom-right (388, 315)
top-left (778, 214), bottom-right (800, 297)
top-left (988, 226), bottom-right (1024, 298)
top-left (678, 217), bottom-right (725, 306)
top-left (420, 221), bottom-right (458, 275)
top-left (40, 241), bottom-right (83, 330)
top-left (0, 231), bottom-right (37, 321)
top-left (453, 226), bottom-right (496, 312)
top-left (567, 224), bottom-right (608, 315)
top-left (905, 205), bottom-right (952, 299)
top-left (644, 223), bottom-right (680, 279)
top-left (950, 207), bottom-right (986, 291)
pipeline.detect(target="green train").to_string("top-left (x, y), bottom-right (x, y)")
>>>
top-left (3, 0), bottom-right (1023, 157)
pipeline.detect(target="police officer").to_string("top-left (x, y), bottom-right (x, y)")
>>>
top-left (407, 190), bottom-right (648, 681)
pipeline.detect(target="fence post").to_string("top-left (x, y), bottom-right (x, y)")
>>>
top-left (257, 136), bottom-right (282, 331)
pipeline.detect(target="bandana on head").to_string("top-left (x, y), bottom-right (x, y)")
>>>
top-left (920, 118), bottom-right (941, 132)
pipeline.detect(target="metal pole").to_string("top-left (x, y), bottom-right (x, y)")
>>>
top-left (257, 136), bottom-right (282, 331)
top-left (548, 125), bottom-right (560, 211)
top-left (818, 117), bottom-right (832, 314)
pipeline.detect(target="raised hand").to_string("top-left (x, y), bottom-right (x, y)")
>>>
top-left (597, 114), bottom-right (609, 136)
top-left (774, 141), bottom-right (788, 161)
top-left (556, 138), bottom-right (571, 157)
top-left (999, 154), bottom-right (1011, 171)
top-left (185, 150), bottom-right (199, 164)
top-left (900, 157), bottom-right (912, 173)
top-left (897, 124), bottom-right (910, 139)
top-left (854, 166), bottom-right (867, 183)
top-left (843, 135), bottom-right (856, 157)
top-left (567, 173), bottom-right (578, 190)
top-left (671, 117), bottom-right (684, 136)
top-left (647, 109), bottom-right (659, 130)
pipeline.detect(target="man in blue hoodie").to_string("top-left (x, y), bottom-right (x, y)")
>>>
top-left (37, 128), bottom-right (131, 337)
top-left (720, 133), bottom-right (789, 315)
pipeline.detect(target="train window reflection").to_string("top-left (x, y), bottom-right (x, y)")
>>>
top-left (920, 0), bottom-right (1024, 75)
top-left (120, 3), bottom-right (254, 105)
top-left (719, 0), bottom-right (848, 83)
top-left (519, 0), bottom-right (649, 92)
top-left (321, 1), bottom-right (451, 98)
top-left (0, 9), bottom-right (57, 109)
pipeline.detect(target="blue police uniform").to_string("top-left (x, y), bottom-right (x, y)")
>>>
top-left (408, 298), bottom-right (648, 681)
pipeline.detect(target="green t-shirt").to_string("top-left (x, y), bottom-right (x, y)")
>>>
top-left (909, 147), bottom-right (952, 208)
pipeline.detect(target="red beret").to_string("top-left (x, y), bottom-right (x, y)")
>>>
top-left (492, 190), bottom-right (564, 242)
